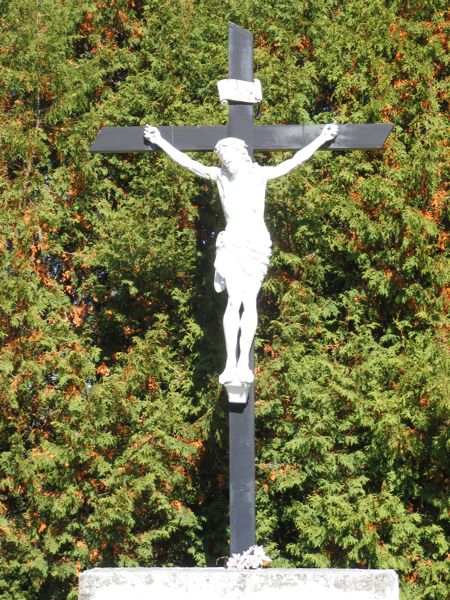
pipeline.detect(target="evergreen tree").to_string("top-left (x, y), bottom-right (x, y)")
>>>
top-left (0, 1), bottom-right (448, 598)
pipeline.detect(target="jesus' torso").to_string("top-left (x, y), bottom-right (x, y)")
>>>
top-left (212, 164), bottom-right (271, 245)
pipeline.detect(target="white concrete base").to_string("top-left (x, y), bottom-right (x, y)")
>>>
top-left (78, 567), bottom-right (399, 600)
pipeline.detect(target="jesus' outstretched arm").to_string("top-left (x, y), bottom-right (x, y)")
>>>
top-left (144, 125), bottom-right (218, 180)
top-left (262, 123), bottom-right (338, 180)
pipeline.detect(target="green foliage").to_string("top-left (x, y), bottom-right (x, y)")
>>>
top-left (0, 0), bottom-right (448, 598)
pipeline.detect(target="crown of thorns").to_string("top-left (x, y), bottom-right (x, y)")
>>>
top-left (214, 137), bottom-right (248, 154)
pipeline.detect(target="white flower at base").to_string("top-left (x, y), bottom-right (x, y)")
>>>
top-left (226, 545), bottom-right (272, 569)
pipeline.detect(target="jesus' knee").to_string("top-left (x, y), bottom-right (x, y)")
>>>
top-left (241, 295), bottom-right (257, 322)
top-left (226, 296), bottom-right (242, 314)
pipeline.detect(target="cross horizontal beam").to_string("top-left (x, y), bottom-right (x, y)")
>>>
top-left (90, 124), bottom-right (393, 154)
top-left (254, 123), bottom-right (393, 151)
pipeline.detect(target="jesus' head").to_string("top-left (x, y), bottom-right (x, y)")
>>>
top-left (214, 137), bottom-right (252, 175)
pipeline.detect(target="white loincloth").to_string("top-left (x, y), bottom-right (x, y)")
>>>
top-left (214, 229), bottom-right (272, 292)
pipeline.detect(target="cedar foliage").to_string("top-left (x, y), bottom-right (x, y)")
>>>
top-left (0, 0), bottom-right (448, 598)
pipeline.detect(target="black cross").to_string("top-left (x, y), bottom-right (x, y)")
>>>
top-left (91, 22), bottom-right (392, 557)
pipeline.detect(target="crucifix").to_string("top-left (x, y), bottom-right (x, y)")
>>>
top-left (91, 22), bottom-right (392, 557)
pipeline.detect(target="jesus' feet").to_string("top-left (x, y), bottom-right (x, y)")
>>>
top-left (236, 362), bottom-right (254, 384)
top-left (219, 364), bottom-right (237, 384)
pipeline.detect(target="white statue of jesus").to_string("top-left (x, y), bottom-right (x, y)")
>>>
top-left (144, 123), bottom-right (338, 385)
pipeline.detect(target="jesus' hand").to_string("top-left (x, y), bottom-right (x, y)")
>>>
top-left (144, 125), bottom-right (163, 145)
top-left (319, 122), bottom-right (338, 142)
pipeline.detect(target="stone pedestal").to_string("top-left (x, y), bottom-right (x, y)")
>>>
top-left (78, 567), bottom-right (399, 600)
top-left (225, 380), bottom-right (250, 404)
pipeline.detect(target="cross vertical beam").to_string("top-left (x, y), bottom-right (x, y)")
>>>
top-left (227, 22), bottom-right (256, 556)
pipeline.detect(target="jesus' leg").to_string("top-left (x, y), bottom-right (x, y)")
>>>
top-left (236, 278), bottom-right (261, 383)
top-left (219, 276), bottom-right (243, 384)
